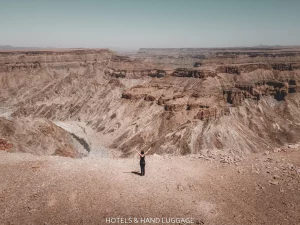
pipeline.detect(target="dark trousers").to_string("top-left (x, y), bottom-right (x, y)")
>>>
top-left (140, 163), bottom-right (145, 176)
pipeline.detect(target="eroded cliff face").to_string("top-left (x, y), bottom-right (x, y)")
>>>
top-left (0, 117), bottom-right (88, 157)
top-left (105, 68), bottom-right (167, 79)
top-left (0, 50), bottom-right (112, 103)
top-left (2, 48), bottom-right (300, 158)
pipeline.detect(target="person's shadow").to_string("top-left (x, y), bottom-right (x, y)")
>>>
top-left (123, 171), bottom-right (142, 176)
top-left (131, 171), bottom-right (142, 176)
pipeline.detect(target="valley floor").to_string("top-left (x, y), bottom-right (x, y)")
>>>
top-left (1, 149), bottom-right (300, 225)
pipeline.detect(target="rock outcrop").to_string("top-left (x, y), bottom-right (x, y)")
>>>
top-left (172, 68), bottom-right (216, 78)
top-left (0, 138), bottom-right (13, 151)
top-left (223, 79), bottom-right (299, 104)
top-left (271, 63), bottom-right (293, 71)
top-left (105, 69), bottom-right (167, 79)
top-left (215, 65), bottom-right (238, 74)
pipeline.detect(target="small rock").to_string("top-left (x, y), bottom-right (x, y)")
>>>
top-left (288, 144), bottom-right (299, 149)
top-left (153, 153), bottom-right (161, 158)
top-left (263, 151), bottom-right (270, 155)
top-left (273, 175), bottom-right (280, 179)
top-left (269, 181), bottom-right (279, 185)
top-left (273, 148), bottom-right (281, 153)
top-left (287, 163), bottom-right (294, 170)
top-left (194, 219), bottom-right (204, 225)
top-left (264, 158), bottom-right (273, 163)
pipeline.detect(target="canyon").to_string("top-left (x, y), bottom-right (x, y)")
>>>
top-left (1, 47), bottom-right (300, 224)
top-left (1, 47), bottom-right (300, 158)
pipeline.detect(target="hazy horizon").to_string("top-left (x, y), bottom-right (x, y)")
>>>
top-left (1, 0), bottom-right (300, 49)
top-left (1, 44), bottom-right (300, 51)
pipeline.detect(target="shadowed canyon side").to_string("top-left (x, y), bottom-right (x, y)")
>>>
top-left (1, 48), bottom-right (300, 159)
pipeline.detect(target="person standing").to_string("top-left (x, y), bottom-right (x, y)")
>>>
top-left (135, 149), bottom-right (151, 176)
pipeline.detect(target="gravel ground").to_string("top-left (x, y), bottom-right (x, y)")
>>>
top-left (1, 149), bottom-right (300, 225)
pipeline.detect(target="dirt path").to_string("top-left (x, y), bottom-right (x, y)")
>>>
top-left (1, 149), bottom-right (300, 225)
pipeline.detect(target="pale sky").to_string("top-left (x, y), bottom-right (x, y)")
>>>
top-left (0, 0), bottom-right (299, 49)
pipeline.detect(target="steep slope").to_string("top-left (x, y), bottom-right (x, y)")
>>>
top-left (0, 117), bottom-right (88, 158)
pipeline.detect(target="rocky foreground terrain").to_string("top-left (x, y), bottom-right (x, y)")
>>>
top-left (1, 47), bottom-right (300, 224)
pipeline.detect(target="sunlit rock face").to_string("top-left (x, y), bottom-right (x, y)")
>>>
top-left (1, 47), bottom-right (300, 158)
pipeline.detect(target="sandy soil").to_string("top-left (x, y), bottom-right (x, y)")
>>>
top-left (1, 148), bottom-right (300, 225)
